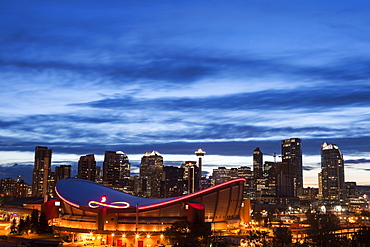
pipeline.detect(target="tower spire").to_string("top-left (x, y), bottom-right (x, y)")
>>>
top-left (195, 148), bottom-right (206, 177)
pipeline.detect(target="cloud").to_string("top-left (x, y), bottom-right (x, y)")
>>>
top-left (76, 82), bottom-right (370, 113)
top-left (346, 158), bottom-right (370, 164)
top-left (302, 166), bottom-right (317, 171)
top-left (1, 0), bottom-right (370, 189)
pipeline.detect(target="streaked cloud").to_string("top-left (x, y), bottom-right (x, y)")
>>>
top-left (346, 158), bottom-right (370, 164)
top-left (1, 0), bottom-right (370, 186)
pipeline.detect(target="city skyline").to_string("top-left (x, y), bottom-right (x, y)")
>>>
top-left (1, 1), bottom-right (370, 187)
top-left (0, 141), bottom-right (367, 188)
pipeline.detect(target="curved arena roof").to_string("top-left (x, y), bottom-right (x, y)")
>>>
top-left (56, 178), bottom-right (245, 211)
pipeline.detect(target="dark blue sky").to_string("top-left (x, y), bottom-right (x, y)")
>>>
top-left (1, 0), bottom-right (370, 186)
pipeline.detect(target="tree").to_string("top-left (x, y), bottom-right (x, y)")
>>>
top-left (30, 209), bottom-right (39, 233)
top-left (244, 230), bottom-right (270, 247)
top-left (10, 218), bottom-right (17, 234)
top-left (272, 226), bottom-right (292, 247)
top-left (306, 213), bottom-right (342, 247)
top-left (164, 220), bottom-right (211, 247)
top-left (17, 218), bottom-right (27, 234)
top-left (38, 212), bottom-right (50, 234)
top-left (25, 215), bottom-right (31, 233)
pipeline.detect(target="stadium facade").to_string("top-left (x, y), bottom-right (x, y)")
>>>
top-left (55, 177), bottom-right (247, 246)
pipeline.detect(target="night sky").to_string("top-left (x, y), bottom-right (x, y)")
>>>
top-left (1, 0), bottom-right (370, 186)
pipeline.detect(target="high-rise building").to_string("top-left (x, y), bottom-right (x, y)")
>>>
top-left (181, 161), bottom-right (200, 194)
top-left (199, 176), bottom-right (212, 190)
top-left (345, 181), bottom-right (356, 199)
top-left (281, 138), bottom-right (303, 194)
top-left (238, 166), bottom-right (253, 180)
top-left (162, 166), bottom-right (185, 198)
top-left (139, 151), bottom-right (163, 198)
top-left (253, 147), bottom-right (265, 201)
top-left (254, 161), bottom-right (299, 205)
top-left (103, 151), bottom-right (130, 188)
top-left (55, 165), bottom-right (71, 183)
top-left (0, 177), bottom-right (17, 196)
top-left (321, 142), bottom-right (345, 203)
top-left (48, 165), bottom-right (72, 197)
top-left (274, 162), bottom-right (296, 198)
top-left (212, 167), bottom-right (231, 185)
top-left (318, 172), bottom-right (323, 200)
top-left (78, 154), bottom-right (97, 182)
top-left (32, 146), bottom-right (52, 198)
top-left (237, 166), bottom-right (254, 199)
top-left (0, 178), bottom-right (29, 198)
top-left (262, 161), bottom-right (276, 198)
top-left (96, 166), bottom-right (102, 184)
top-left (253, 147), bottom-right (263, 180)
top-left (13, 179), bottom-right (29, 198)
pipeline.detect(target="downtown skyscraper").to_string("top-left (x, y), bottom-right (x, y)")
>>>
top-left (281, 138), bottom-right (303, 195)
top-left (140, 151), bottom-right (163, 198)
top-left (321, 142), bottom-right (345, 203)
top-left (103, 151), bottom-right (130, 188)
top-left (32, 146), bottom-right (52, 198)
top-left (54, 165), bottom-right (71, 186)
top-left (181, 161), bottom-right (200, 194)
top-left (253, 147), bottom-right (263, 181)
top-left (78, 154), bottom-right (97, 182)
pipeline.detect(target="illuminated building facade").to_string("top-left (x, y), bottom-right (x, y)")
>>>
top-left (162, 166), bottom-right (184, 197)
top-left (253, 147), bottom-right (263, 180)
top-left (274, 162), bottom-right (299, 204)
top-left (55, 178), bottom-right (246, 247)
top-left (253, 148), bottom-right (266, 201)
top-left (275, 162), bottom-right (296, 198)
top-left (103, 151), bottom-right (130, 188)
top-left (181, 161), bottom-right (200, 193)
top-left (318, 172), bottom-right (323, 200)
top-left (321, 142), bottom-right (345, 203)
top-left (0, 178), bottom-right (18, 197)
top-left (211, 166), bottom-right (254, 200)
top-left (254, 160), bottom-right (299, 205)
top-left (258, 161), bottom-right (276, 202)
top-left (48, 165), bottom-right (71, 198)
top-left (0, 178), bottom-right (29, 197)
top-left (55, 165), bottom-right (71, 183)
top-left (345, 181), bottom-right (357, 199)
top-left (32, 146), bottom-right (52, 198)
top-left (140, 151), bottom-right (163, 198)
top-left (212, 167), bottom-right (232, 185)
top-left (14, 179), bottom-right (29, 198)
top-left (199, 176), bottom-right (212, 190)
top-left (78, 154), bottom-right (97, 182)
top-left (237, 166), bottom-right (254, 199)
top-left (281, 138), bottom-right (303, 195)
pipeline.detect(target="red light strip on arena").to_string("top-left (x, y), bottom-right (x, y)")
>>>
top-left (138, 178), bottom-right (246, 211)
top-left (55, 187), bottom-right (81, 208)
top-left (88, 201), bottom-right (130, 209)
